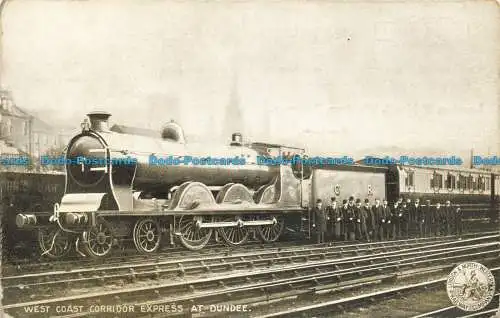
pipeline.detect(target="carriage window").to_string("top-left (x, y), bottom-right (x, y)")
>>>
top-left (458, 175), bottom-right (466, 189)
top-left (446, 174), bottom-right (456, 189)
top-left (431, 173), bottom-right (443, 188)
top-left (485, 177), bottom-right (490, 190)
top-left (466, 175), bottom-right (474, 190)
top-left (405, 171), bottom-right (415, 187)
top-left (477, 176), bottom-right (486, 191)
top-left (437, 174), bottom-right (443, 188)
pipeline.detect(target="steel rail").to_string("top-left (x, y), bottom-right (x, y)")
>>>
top-left (5, 229), bottom-right (494, 276)
top-left (5, 233), bottom-right (495, 290)
top-left (59, 247), bottom-right (500, 318)
top-left (257, 267), bottom-right (500, 318)
top-left (3, 239), bottom-right (498, 316)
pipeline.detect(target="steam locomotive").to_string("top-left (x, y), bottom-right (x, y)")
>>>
top-left (14, 112), bottom-right (499, 259)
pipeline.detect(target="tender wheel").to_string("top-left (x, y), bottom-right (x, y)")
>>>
top-left (257, 216), bottom-right (285, 243)
top-left (177, 215), bottom-right (213, 250)
top-left (133, 218), bottom-right (161, 253)
top-left (38, 227), bottom-right (72, 259)
top-left (217, 216), bottom-right (250, 246)
top-left (82, 220), bottom-right (113, 258)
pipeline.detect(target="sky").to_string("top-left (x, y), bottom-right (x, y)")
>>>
top-left (1, 0), bottom-right (499, 156)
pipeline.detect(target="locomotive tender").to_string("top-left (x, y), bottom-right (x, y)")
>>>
top-left (14, 111), bottom-right (499, 259)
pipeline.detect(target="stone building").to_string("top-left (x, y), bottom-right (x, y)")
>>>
top-left (0, 90), bottom-right (73, 167)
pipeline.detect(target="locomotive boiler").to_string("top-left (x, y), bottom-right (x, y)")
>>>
top-left (16, 112), bottom-right (305, 258)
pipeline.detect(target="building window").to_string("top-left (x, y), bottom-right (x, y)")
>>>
top-left (23, 121), bottom-right (28, 136)
top-left (6, 119), bottom-right (12, 136)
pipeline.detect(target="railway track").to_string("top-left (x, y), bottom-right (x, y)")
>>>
top-left (3, 234), bottom-right (498, 317)
top-left (4, 229), bottom-right (495, 276)
top-left (254, 268), bottom-right (500, 318)
top-left (3, 231), bottom-right (490, 278)
top-left (3, 233), bottom-right (488, 295)
top-left (3, 238), bottom-right (303, 275)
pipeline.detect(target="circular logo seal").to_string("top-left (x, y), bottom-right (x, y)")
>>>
top-left (446, 262), bottom-right (496, 312)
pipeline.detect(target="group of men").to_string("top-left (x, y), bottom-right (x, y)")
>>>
top-left (311, 196), bottom-right (463, 243)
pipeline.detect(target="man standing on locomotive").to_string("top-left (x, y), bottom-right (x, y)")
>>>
top-left (312, 199), bottom-right (327, 243)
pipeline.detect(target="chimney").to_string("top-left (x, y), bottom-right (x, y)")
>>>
top-left (87, 111), bottom-right (111, 132)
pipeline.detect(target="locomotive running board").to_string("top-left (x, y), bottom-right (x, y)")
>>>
top-left (195, 218), bottom-right (277, 229)
top-left (58, 193), bottom-right (107, 212)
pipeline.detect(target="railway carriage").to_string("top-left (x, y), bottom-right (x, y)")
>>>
top-left (386, 165), bottom-right (498, 220)
top-left (0, 171), bottom-right (64, 257)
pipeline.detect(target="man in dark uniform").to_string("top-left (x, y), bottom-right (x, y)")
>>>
top-left (406, 198), bottom-right (414, 237)
top-left (434, 202), bottom-right (444, 235)
top-left (423, 199), bottom-right (432, 237)
top-left (445, 200), bottom-right (454, 236)
top-left (411, 198), bottom-right (423, 237)
top-left (348, 196), bottom-right (355, 209)
top-left (392, 201), bottom-right (400, 239)
top-left (400, 200), bottom-right (410, 238)
top-left (343, 199), bottom-right (355, 241)
top-left (372, 198), bottom-right (383, 241)
top-left (455, 204), bottom-right (463, 236)
top-left (326, 197), bottom-right (342, 241)
top-left (363, 199), bottom-right (374, 242)
top-left (325, 197), bottom-right (335, 241)
top-left (312, 199), bottom-right (326, 243)
top-left (380, 199), bottom-right (391, 240)
top-left (355, 199), bottom-right (369, 241)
